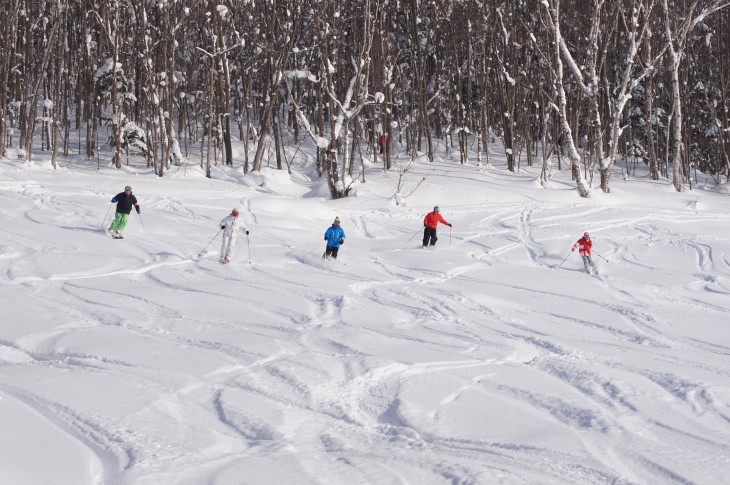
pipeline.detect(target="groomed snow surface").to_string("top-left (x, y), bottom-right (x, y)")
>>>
top-left (1, 144), bottom-right (729, 485)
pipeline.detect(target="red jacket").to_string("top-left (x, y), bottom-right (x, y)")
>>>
top-left (424, 211), bottom-right (449, 229)
top-left (572, 237), bottom-right (593, 256)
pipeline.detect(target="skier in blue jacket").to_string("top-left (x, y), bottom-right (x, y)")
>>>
top-left (323, 216), bottom-right (346, 259)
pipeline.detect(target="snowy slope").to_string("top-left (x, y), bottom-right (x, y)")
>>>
top-left (1, 145), bottom-right (730, 485)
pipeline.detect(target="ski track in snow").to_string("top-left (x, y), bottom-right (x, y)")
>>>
top-left (2, 155), bottom-right (730, 484)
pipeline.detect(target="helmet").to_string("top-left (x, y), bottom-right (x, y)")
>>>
top-left (583, 232), bottom-right (590, 237)
top-left (434, 206), bottom-right (440, 211)
top-left (124, 185), bottom-right (132, 191)
top-left (231, 208), bottom-right (240, 217)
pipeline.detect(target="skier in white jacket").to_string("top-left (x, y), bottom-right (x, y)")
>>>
top-left (219, 208), bottom-right (248, 264)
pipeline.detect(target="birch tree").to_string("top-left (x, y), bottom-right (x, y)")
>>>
top-left (660, 0), bottom-right (730, 191)
top-left (540, 0), bottom-right (590, 196)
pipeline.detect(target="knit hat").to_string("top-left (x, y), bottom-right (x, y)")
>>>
top-left (232, 208), bottom-right (240, 216)
top-left (124, 185), bottom-right (132, 191)
top-left (334, 216), bottom-right (340, 224)
top-left (584, 231), bottom-right (590, 237)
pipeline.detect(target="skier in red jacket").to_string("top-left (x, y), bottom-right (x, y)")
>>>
top-left (572, 231), bottom-right (598, 274)
top-left (423, 205), bottom-right (451, 248)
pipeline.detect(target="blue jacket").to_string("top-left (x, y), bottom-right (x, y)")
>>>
top-left (324, 225), bottom-right (346, 248)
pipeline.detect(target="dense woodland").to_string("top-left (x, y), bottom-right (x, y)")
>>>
top-left (1, 0), bottom-right (729, 198)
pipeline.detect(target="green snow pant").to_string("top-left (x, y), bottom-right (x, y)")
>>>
top-left (109, 212), bottom-right (130, 233)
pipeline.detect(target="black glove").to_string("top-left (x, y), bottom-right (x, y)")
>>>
top-left (245, 231), bottom-right (249, 235)
top-left (339, 238), bottom-right (344, 245)
top-left (324, 237), bottom-right (328, 241)
top-left (136, 206), bottom-right (141, 214)
top-left (424, 223), bottom-right (427, 227)
top-left (221, 226), bottom-right (225, 229)
top-left (448, 223), bottom-right (452, 227)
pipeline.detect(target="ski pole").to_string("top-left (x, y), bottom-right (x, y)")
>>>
top-left (557, 251), bottom-right (572, 268)
top-left (449, 226), bottom-right (452, 246)
top-left (137, 212), bottom-right (145, 230)
top-left (407, 227), bottom-right (422, 242)
top-left (198, 229), bottom-right (222, 257)
top-left (593, 250), bottom-right (608, 262)
top-left (246, 232), bottom-right (251, 264)
top-left (101, 203), bottom-right (113, 228)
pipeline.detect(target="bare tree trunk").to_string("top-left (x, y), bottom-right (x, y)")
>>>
top-left (22, 6), bottom-right (61, 161)
top-left (0, 0), bottom-right (21, 158)
top-left (273, 116), bottom-right (284, 170)
top-left (252, 86), bottom-right (277, 172)
top-left (543, 0), bottom-right (589, 197)
top-left (213, 10), bottom-right (233, 166)
top-left (206, 63), bottom-right (214, 178)
top-left (51, 5), bottom-right (65, 169)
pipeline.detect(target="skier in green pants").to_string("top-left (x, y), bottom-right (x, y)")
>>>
top-left (109, 185), bottom-right (140, 238)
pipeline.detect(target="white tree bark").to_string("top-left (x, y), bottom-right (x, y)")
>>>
top-left (542, 0), bottom-right (589, 197)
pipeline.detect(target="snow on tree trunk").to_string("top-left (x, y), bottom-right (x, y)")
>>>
top-left (543, 0), bottom-right (588, 197)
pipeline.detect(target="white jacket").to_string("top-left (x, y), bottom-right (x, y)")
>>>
top-left (220, 215), bottom-right (244, 237)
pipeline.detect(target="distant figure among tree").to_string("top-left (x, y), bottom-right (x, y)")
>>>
top-left (378, 134), bottom-right (389, 154)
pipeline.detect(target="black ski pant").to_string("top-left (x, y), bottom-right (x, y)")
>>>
top-left (423, 227), bottom-right (438, 246)
top-left (324, 245), bottom-right (340, 259)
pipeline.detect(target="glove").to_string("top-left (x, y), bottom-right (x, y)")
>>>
top-left (424, 223), bottom-right (427, 227)
top-left (245, 231), bottom-right (249, 235)
top-left (339, 238), bottom-right (344, 245)
top-left (571, 248), bottom-right (575, 252)
top-left (136, 206), bottom-right (141, 214)
top-left (221, 226), bottom-right (225, 229)
top-left (111, 198), bottom-right (117, 203)
top-left (324, 237), bottom-right (328, 241)
top-left (448, 223), bottom-right (452, 227)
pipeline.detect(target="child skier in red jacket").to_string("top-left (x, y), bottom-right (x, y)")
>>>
top-left (572, 232), bottom-right (598, 274)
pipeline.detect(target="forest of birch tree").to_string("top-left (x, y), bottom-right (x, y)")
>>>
top-left (1, 0), bottom-right (729, 197)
